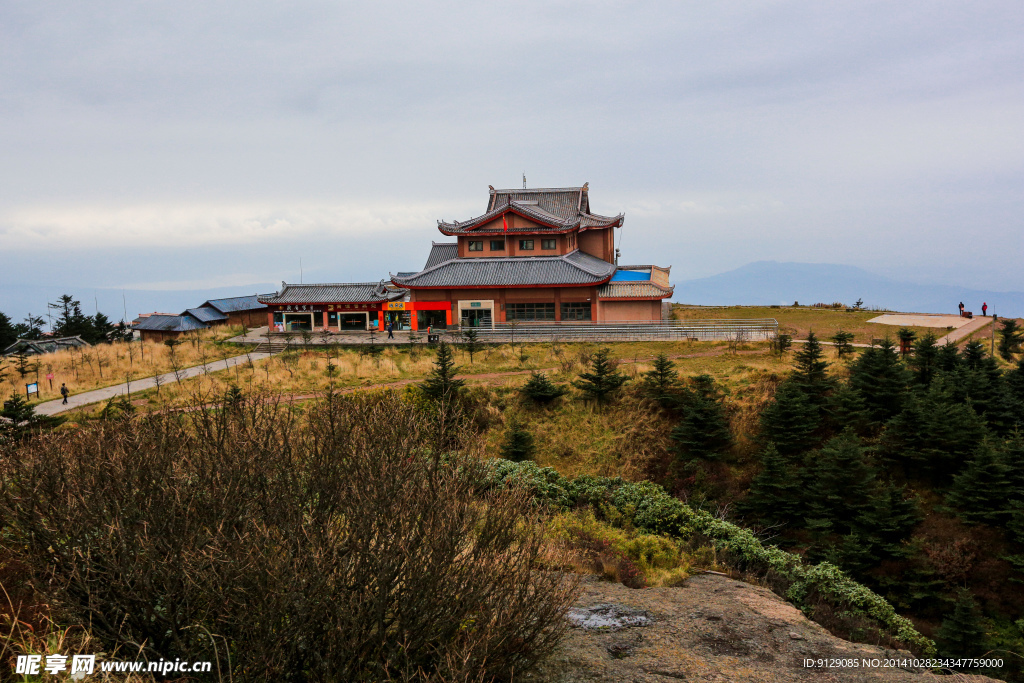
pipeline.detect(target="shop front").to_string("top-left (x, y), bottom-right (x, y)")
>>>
top-left (381, 301), bottom-right (452, 331)
top-left (271, 302), bottom-right (379, 332)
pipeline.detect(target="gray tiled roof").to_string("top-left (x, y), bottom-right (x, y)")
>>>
top-left (134, 315), bottom-right (209, 332)
top-left (184, 307), bottom-right (229, 323)
top-left (424, 242), bottom-right (458, 269)
top-left (392, 250), bottom-right (615, 288)
top-left (3, 336), bottom-right (91, 356)
top-left (258, 282), bottom-right (405, 304)
top-left (203, 295), bottom-right (267, 313)
top-left (438, 184), bottom-right (624, 234)
top-left (487, 187), bottom-right (587, 219)
top-left (598, 282), bottom-right (674, 299)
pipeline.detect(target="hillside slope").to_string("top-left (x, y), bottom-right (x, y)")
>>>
top-left (672, 261), bottom-right (1024, 317)
top-left (535, 573), bottom-right (1001, 682)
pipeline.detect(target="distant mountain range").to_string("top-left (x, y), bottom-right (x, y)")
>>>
top-left (671, 261), bottom-right (1024, 318)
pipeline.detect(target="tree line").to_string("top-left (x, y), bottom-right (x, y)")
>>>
top-left (0, 294), bottom-right (129, 350)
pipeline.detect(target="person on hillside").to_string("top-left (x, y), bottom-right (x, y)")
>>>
top-left (959, 301), bottom-right (965, 317)
top-left (60, 383), bottom-right (69, 405)
top-left (386, 321), bottom-right (394, 340)
top-left (982, 302), bottom-right (988, 316)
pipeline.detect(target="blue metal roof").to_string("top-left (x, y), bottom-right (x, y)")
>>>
top-left (610, 269), bottom-right (651, 282)
top-left (185, 307), bottom-right (229, 323)
top-left (133, 315), bottom-right (208, 332)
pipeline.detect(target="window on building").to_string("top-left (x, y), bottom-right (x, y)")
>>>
top-left (519, 239), bottom-right (534, 250)
top-left (506, 302), bottom-right (555, 320)
top-left (541, 239), bottom-right (556, 250)
top-left (467, 240), bottom-right (483, 251)
top-left (313, 311), bottom-right (324, 328)
top-left (561, 302), bottom-right (592, 321)
top-left (490, 240), bottom-right (505, 251)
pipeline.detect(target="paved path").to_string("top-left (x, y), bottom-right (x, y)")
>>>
top-left (867, 313), bottom-right (971, 329)
top-left (35, 352), bottom-right (271, 416)
top-left (936, 316), bottom-right (994, 345)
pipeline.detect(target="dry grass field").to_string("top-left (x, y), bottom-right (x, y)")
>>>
top-left (673, 304), bottom-right (944, 342)
top-left (1, 326), bottom-right (251, 403)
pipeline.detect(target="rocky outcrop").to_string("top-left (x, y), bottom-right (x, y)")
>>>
top-left (532, 573), bottom-right (1001, 682)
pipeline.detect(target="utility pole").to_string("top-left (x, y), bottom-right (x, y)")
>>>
top-left (992, 314), bottom-right (997, 357)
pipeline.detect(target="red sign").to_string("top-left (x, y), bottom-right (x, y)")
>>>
top-left (46, 373), bottom-right (54, 380)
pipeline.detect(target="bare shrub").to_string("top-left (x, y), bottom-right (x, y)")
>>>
top-left (0, 391), bottom-right (578, 682)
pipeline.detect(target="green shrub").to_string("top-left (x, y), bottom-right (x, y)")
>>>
top-left (484, 460), bottom-right (935, 655)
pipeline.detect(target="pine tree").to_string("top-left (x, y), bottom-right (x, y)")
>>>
top-left (945, 356), bottom-right (1018, 435)
top-left (461, 327), bottom-right (482, 363)
top-left (848, 338), bottom-right (908, 424)
top-left (909, 333), bottom-right (940, 386)
top-left (858, 483), bottom-right (922, 559)
top-left (91, 312), bottom-right (116, 344)
top-left (572, 348), bottom-right (628, 404)
top-left (946, 442), bottom-right (1015, 525)
top-left (935, 590), bottom-right (987, 659)
top-left (641, 353), bottom-right (678, 407)
top-left (998, 319), bottom-right (1023, 361)
top-left (830, 330), bottom-right (855, 359)
top-left (879, 380), bottom-right (988, 482)
top-left (962, 340), bottom-right (987, 371)
top-left (0, 311), bottom-right (17, 351)
top-left (804, 432), bottom-right (877, 534)
top-left (896, 327), bottom-right (917, 358)
top-left (420, 340), bottom-right (465, 401)
top-left (671, 393), bottom-right (732, 461)
top-left (937, 341), bottom-right (962, 373)
top-left (759, 380), bottom-right (821, 456)
top-left (741, 443), bottom-right (803, 526)
top-left (1, 391), bottom-right (63, 440)
top-left (1006, 359), bottom-right (1024, 406)
top-left (824, 384), bottom-right (871, 436)
top-left (792, 331), bottom-right (832, 405)
top-left (499, 416), bottom-right (535, 461)
top-left (520, 371), bottom-right (567, 404)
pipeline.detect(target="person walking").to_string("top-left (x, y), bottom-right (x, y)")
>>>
top-left (959, 301), bottom-right (965, 317)
top-left (60, 383), bottom-right (69, 405)
top-left (386, 320), bottom-right (394, 339)
top-left (982, 302), bottom-right (988, 317)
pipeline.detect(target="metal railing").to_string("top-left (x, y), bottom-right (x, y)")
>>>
top-left (455, 319), bottom-right (778, 343)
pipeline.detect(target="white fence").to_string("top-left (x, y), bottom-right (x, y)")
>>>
top-left (455, 319), bottom-right (779, 343)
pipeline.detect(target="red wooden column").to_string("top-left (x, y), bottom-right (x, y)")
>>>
top-left (409, 305), bottom-right (418, 331)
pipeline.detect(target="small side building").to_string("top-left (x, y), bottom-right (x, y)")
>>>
top-left (3, 336), bottom-right (91, 356)
top-left (193, 295), bottom-right (268, 328)
top-left (133, 314), bottom-right (208, 343)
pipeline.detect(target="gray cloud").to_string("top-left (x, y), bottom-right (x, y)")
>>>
top-left (1, 1), bottom-right (1022, 320)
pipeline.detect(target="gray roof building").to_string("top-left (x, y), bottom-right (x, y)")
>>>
top-left (437, 183), bottom-right (624, 235)
top-left (184, 307), bottom-right (229, 323)
top-left (392, 250), bottom-right (616, 289)
top-left (258, 281), bottom-right (406, 305)
top-left (3, 336), bottom-right (91, 356)
top-left (201, 295), bottom-right (267, 314)
top-left (424, 242), bottom-right (458, 270)
top-left (133, 315), bottom-right (209, 332)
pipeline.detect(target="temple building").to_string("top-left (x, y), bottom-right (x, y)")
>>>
top-left (254, 183), bottom-right (673, 332)
top-left (391, 183), bottom-right (673, 327)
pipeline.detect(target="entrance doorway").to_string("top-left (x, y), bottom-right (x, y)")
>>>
top-left (384, 311), bottom-right (412, 331)
top-left (283, 313), bottom-right (312, 331)
top-left (457, 300), bottom-right (494, 328)
top-left (460, 308), bottom-right (492, 328)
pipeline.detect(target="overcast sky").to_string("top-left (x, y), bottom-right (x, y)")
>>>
top-left (2, 1), bottom-right (1022, 320)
